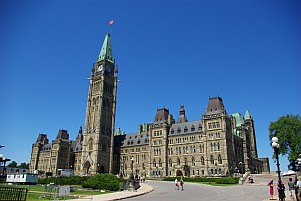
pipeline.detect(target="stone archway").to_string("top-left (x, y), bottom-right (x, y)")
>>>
top-left (99, 165), bottom-right (105, 173)
top-left (176, 169), bottom-right (183, 177)
top-left (83, 161), bottom-right (91, 175)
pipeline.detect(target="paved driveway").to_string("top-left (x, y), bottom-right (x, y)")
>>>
top-left (127, 180), bottom-right (271, 201)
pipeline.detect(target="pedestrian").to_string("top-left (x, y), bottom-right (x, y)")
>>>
top-left (297, 176), bottom-right (301, 201)
top-left (175, 178), bottom-right (179, 190)
top-left (268, 180), bottom-right (274, 200)
top-left (288, 177), bottom-right (296, 200)
top-left (249, 174), bottom-right (254, 184)
top-left (277, 181), bottom-right (286, 200)
top-left (180, 178), bottom-right (184, 190)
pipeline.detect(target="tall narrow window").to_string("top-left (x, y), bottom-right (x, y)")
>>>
top-left (210, 155), bottom-right (214, 164)
top-left (201, 157), bottom-right (205, 165)
top-left (218, 155), bottom-right (222, 164)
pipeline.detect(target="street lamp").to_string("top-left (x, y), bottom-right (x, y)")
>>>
top-left (130, 157), bottom-right (134, 185)
top-left (271, 137), bottom-right (285, 201)
top-left (0, 154), bottom-right (11, 176)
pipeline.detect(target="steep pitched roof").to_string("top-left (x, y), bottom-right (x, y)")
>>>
top-left (244, 110), bottom-right (251, 120)
top-left (97, 33), bottom-right (114, 62)
top-left (154, 108), bottom-right (170, 123)
top-left (169, 120), bottom-right (203, 136)
top-left (205, 96), bottom-right (226, 115)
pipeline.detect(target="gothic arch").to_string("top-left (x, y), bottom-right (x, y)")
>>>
top-left (83, 161), bottom-right (91, 175)
top-left (99, 165), bottom-right (105, 173)
top-left (176, 169), bottom-right (183, 177)
top-left (100, 138), bottom-right (109, 152)
top-left (88, 138), bottom-right (94, 151)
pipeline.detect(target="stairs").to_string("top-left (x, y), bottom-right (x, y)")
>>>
top-left (243, 171), bottom-right (291, 186)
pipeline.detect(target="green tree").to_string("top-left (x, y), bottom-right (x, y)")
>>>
top-left (17, 162), bottom-right (29, 169)
top-left (7, 161), bottom-right (17, 168)
top-left (269, 114), bottom-right (301, 161)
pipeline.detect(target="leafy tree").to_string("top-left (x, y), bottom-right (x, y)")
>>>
top-left (7, 161), bottom-right (17, 168)
top-left (17, 162), bottom-right (29, 169)
top-left (269, 114), bottom-right (301, 162)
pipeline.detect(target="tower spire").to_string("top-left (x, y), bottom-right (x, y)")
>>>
top-left (97, 33), bottom-right (114, 63)
top-left (177, 104), bottom-right (188, 123)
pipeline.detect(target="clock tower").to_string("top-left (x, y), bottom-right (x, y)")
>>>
top-left (81, 33), bottom-right (118, 175)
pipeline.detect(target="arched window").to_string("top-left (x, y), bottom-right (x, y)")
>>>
top-left (159, 159), bottom-right (162, 167)
top-left (88, 139), bottom-right (93, 151)
top-left (192, 157), bottom-right (196, 166)
top-left (214, 143), bottom-right (216, 151)
top-left (217, 142), bottom-right (220, 151)
top-left (199, 144), bottom-right (202, 153)
top-left (153, 159), bottom-right (156, 167)
top-left (102, 141), bottom-right (107, 151)
top-left (177, 158), bottom-right (181, 166)
top-left (169, 159), bottom-right (172, 167)
top-left (201, 157), bottom-right (205, 165)
top-left (184, 157), bottom-right (188, 165)
top-left (210, 143), bottom-right (213, 151)
top-left (210, 155), bottom-right (214, 164)
top-left (218, 155), bottom-right (222, 164)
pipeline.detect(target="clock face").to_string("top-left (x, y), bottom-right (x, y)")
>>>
top-left (97, 65), bottom-right (103, 72)
top-left (106, 65), bottom-right (111, 72)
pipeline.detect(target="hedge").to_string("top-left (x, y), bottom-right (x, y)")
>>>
top-left (81, 173), bottom-right (124, 191)
top-left (38, 175), bottom-right (89, 185)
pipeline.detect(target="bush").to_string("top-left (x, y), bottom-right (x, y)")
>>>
top-left (38, 175), bottom-right (89, 185)
top-left (81, 174), bottom-right (124, 191)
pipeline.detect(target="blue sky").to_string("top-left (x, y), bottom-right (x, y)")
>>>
top-left (0, 0), bottom-right (300, 172)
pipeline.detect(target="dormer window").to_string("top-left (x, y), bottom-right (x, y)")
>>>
top-left (191, 125), bottom-right (195, 131)
top-left (171, 129), bottom-right (174, 134)
top-left (184, 126), bottom-right (188, 133)
top-left (177, 127), bottom-right (181, 133)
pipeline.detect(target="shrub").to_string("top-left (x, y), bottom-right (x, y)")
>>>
top-left (81, 174), bottom-right (124, 191)
top-left (38, 175), bottom-right (89, 185)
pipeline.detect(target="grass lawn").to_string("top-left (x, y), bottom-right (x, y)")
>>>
top-left (0, 184), bottom-right (113, 201)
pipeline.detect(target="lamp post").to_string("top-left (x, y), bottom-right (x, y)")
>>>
top-left (130, 157), bottom-right (134, 185)
top-left (0, 154), bottom-right (11, 177)
top-left (271, 137), bottom-right (285, 201)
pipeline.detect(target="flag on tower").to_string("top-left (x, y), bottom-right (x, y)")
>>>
top-left (108, 20), bottom-right (114, 25)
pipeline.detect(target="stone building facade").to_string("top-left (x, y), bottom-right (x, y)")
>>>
top-left (29, 33), bottom-right (270, 177)
top-left (116, 99), bottom-right (270, 178)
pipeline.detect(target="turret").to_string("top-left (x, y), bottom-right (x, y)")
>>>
top-left (177, 104), bottom-right (188, 123)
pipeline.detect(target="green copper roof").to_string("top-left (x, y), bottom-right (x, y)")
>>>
top-left (231, 113), bottom-right (244, 127)
top-left (244, 110), bottom-right (251, 120)
top-left (97, 33), bottom-right (114, 62)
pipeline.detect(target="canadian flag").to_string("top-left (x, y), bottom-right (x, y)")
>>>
top-left (108, 20), bottom-right (114, 25)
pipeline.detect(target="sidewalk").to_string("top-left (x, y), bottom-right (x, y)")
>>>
top-left (71, 182), bottom-right (154, 201)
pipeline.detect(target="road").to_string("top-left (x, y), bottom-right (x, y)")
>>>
top-left (127, 180), bottom-right (270, 201)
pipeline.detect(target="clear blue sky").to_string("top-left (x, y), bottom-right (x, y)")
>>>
top-left (1, 0), bottom-right (300, 172)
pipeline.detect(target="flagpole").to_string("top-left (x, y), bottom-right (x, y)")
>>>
top-left (108, 20), bottom-right (114, 34)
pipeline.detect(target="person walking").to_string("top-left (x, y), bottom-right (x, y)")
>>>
top-left (297, 176), bottom-right (301, 201)
top-left (175, 178), bottom-right (179, 190)
top-left (294, 175), bottom-right (300, 201)
top-left (180, 178), bottom-right (184, 191)
top-left (288, 177), bottom-right (295, 200)
top-left (268, 180), bottom-right (274, 200)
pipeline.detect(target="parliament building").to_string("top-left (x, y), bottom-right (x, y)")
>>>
top-left (29, 33), bottom-right (270, 178)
